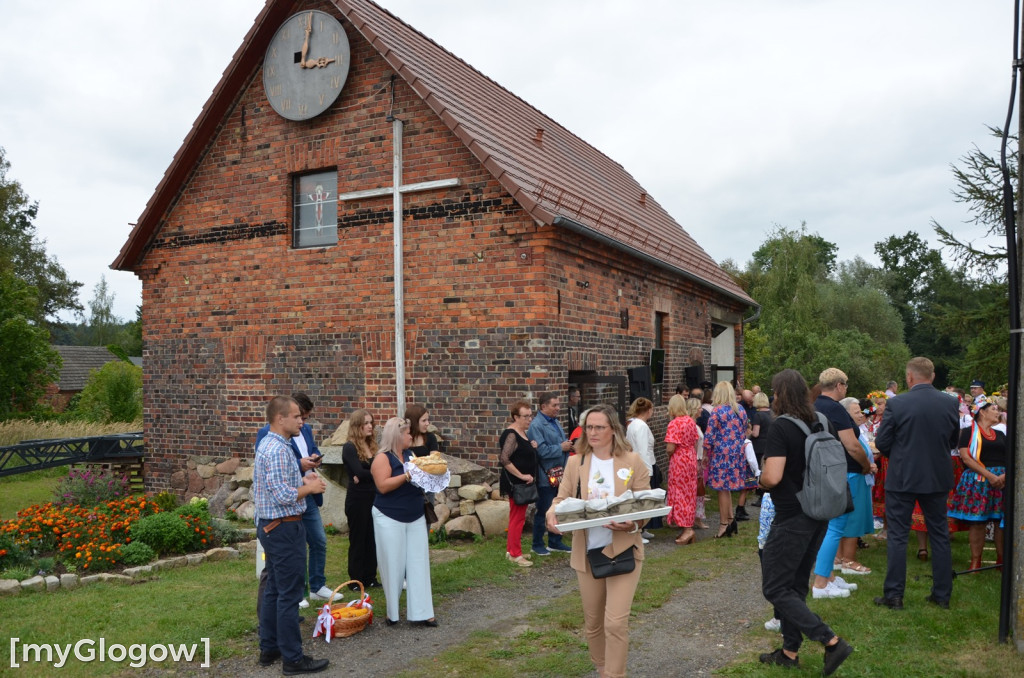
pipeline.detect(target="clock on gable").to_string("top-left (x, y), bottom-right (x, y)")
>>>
top-left (263, 10), bottom-right (351, 121)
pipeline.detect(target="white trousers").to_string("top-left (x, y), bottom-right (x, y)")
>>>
top-left (371, 507), bottom-right (434, 622)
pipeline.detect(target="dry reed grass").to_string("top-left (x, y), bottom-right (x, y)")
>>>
top-left (0, 420), bottom-right (142, 447)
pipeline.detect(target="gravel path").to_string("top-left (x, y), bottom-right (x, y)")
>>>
top-left (151, 518), bottom-right (772, 677)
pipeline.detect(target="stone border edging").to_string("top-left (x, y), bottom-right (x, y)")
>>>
top-left (0, 540), bottom-right (257, 596)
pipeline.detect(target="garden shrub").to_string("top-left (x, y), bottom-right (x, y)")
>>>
top-left (53, 468), bottom-right (131, 508)
top-left (175, 500), bottom-right (212, 551)
top-left (119, 540), bottom-right (156, 566)
top-left (152, 491), bottom-right (179, 512)
top-left (34, 556), bottom-right (55, 574)
top-left (76, 360), bottom-right (142, 423)
top-left (130, 512), bottom-right (192, 556)
top-left (211, 520), bottom-right (243, 546)
top-left (0, 532), bottom-right (28, 571)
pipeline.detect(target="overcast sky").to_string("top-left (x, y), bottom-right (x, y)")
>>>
top-left (0, 1), bottom-right (1014, 322)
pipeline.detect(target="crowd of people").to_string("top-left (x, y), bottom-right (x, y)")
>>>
top-left (251, 360), bottom-right (1007, 676)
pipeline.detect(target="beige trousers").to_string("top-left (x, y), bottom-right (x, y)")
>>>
top-left (576, 559), bottom-right (643, 678)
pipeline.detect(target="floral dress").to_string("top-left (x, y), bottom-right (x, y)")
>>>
top-left (664, 415), bottom-right (700, 528)
top-left (704, 405), bottom-right (748, 491)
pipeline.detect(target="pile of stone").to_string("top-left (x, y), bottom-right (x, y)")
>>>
top-left (174, 450), bottom-right (515, 541)
top-left (170, 456), bottom-right (256, 521)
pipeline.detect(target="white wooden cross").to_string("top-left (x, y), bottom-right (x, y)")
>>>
top-left (335, 118), bottom-right (459, 415)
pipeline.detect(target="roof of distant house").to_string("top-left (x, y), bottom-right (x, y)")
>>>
top-left (112, 0), bottom-right (753, 308)
top-left (52, 346), bottom-right (119, 391)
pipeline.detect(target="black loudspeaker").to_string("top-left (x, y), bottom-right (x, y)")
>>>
top-left (684, 365), bottom-right (704, 389)
top-left (628, 366), bottom-right (652, 401)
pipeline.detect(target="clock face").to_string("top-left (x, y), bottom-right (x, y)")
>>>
top-left (263, 10), bottom-right (351, 121)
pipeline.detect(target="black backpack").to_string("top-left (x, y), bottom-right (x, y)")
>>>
top-left (778, 412), bottom-right (850, 521)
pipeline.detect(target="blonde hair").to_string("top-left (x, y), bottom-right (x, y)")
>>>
top-left (627, 397), bottom-right (654, 419)
top-left (346, 409), bottom-right (376, 462)
top-left (818, 367), bottom-right (848, 390)
top-left (752, 392), bottom-right (770, 409)
top-left (685, 397), bottom-right (702, 419)
top-left (575, 404), bottom-right (631, 459)
top-left (712, 381), bottom-right (740, 414)
top-left (667, 394), bottom-right (688, 418)
top-left (378, 416), bottom-right (410, 455)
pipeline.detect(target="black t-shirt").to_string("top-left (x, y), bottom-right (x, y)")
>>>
top-left (765, 415), bottom-right (838, 521)
top-left (409, 432), bottom-right (439, 458)
top-left (958, 426), bottom-right (1007, 468)
top-left (814, 395), bottom-right (861, 473)
top-left (751, 410), bottom-right (775, 460)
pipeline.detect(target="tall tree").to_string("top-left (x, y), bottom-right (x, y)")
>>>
top-left (0, 147), bottom-right (82, 324)
top-left (929, 128), bottom-right (1011, 388)
top-left (739, 226), bottom-right (909, 395)
top-left (84, 275), bottom-right (122, 347)
top-left (0, 270), bottom-right (61, 416)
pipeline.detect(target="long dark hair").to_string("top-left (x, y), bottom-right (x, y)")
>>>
top-left (771, 369), bottom-right (817, 424)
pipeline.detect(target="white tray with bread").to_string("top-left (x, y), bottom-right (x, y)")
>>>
top-left (553, 506), bottom-right (672, 532)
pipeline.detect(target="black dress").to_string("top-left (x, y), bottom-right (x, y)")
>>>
top-left (342, 442), bottom-right (378, 586)
top-left (498, 428), bottom-right (538, 496)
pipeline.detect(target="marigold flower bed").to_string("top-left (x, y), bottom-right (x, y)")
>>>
top-left (0, 495), bottom-right (161, 572)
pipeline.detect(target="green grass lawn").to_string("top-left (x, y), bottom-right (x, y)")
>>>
top-left (0, 469), bottom-right (67, 520)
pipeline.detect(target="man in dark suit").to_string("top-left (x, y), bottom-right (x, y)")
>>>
top-left (873, 357), bottom-right (959, 609)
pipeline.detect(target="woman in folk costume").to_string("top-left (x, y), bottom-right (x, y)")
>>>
top-left (948, 399), bottom-right (1007, 570)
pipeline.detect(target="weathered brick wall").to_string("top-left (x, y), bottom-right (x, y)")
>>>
top-left (136, 3), bottom-right (745, 492)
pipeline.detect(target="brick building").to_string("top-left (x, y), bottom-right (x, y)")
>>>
top-left (113, 0), bottom-right (755, 494)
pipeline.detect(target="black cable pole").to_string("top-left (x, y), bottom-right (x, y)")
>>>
top-left (997, 0), bottom-right (1021, 645)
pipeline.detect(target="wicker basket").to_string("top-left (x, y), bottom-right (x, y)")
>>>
top-left (327, 580), bottom-right (371, 638)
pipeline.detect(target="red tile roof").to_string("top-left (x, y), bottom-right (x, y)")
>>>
top-left (113, 0), bottom-right (753, 307)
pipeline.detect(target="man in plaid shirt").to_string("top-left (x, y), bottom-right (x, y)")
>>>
top-left (255, 396), bottom-right (329, 675)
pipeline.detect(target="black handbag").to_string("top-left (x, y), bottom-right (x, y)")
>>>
top-left (586, 545), bottom-right (637, 579)
top-left (423, 499), bottom-right (438, 525)
top-left (511, 481), bottom-right (539, 506)
top-left (502, 468), bottom-right (538, 505)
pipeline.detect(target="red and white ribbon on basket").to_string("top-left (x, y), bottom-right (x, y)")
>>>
top-left (313, 604), bottom-right (335, 642)
top-left (350, 592), bottom-right (374, 624)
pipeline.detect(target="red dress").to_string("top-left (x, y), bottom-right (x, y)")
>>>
top-left (665, 416), bottom-right (700, 528)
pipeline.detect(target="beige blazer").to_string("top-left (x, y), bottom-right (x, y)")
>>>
top-left (548, 450), bottom-right (651, 573)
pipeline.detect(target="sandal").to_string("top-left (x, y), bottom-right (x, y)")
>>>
top-left (715, 522), bottom-right (731, 539)
top-left (917, 549), bottom-right (929, 562)
top-left (840, 560), bottom-right (872, 575)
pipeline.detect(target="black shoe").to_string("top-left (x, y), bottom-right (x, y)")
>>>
top-left (735, 506), bottom-right (751, 522)
top-left (348, 582), bottom-right (361, 591)
top-left (823, 638), bottom-right (853, 676)
top-left (925, 594), bottom-right (950, 609)
top-left (258, 649), bottom-right (281, 667)
top-left (412, 618), bottom-right (439, 627)
top-left (873, 595), bottom-right (904, 610)
top-left (385, 618), bottom-right (399, 626)
top-left (759, 648), bottom-right (799, 668)
top-left (727, 518), bottom-right (739, 536)
top-left (282, 656), bottom-right (329, 675)
top-left (367, 580), bottom-right (381, 588)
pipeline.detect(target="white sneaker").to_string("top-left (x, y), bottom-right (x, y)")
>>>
top-left (831, 576), bottom-right (858, 592)
top-left (812, 582), bottom-right (850, 599)
top-left (642, 538), bottom-right (650, 544)
top-left (309, 586), bottom-right (335, 601)
top-left (642, 531), bottom-right (655, 540)
top-left (764, 618), bottom-right (781, 632)
top-left (298, 598), bottom-right (310, 609)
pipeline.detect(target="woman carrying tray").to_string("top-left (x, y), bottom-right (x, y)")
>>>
top-left (546, 404), bottom-right (650, 678)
